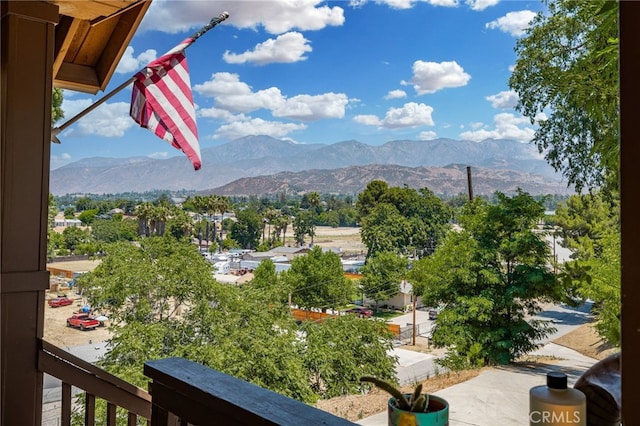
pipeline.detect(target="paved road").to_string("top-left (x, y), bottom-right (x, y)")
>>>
top-left (360, 302), bottom-right (599, 426)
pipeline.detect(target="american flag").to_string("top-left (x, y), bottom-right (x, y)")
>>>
top-left (130, 38), bottom-right (201, 170)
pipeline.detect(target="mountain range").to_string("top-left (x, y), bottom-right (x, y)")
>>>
top-left (50, 136), bottom-right (574, 196)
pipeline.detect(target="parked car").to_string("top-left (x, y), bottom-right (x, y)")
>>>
top-left (345, 306), bottom-right (374, 318)
top-left (66, 313), bottom-right (100, 330)
top-left (428, 308), bottom-right (441, 320)
top-left (48, 296), bottom-right (73, 308)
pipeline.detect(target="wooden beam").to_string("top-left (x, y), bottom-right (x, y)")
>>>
top-left (53, 15), bottom-right (83, 78)
top-left (144, 358), bottom-right (356, 425)
top-left (96, 0), bottom-right (151, 91)
top-left (1, 2), bottom-right (58, 424)
top-left (54, 62), bottom-right (101, 94)
top-left (619, 3), bottom-right (640, 426)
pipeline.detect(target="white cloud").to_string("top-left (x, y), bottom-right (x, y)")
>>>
top-left (193, 72), bottom-right (283, 113)
top-left (459, 112), bottom-right (535, 142)
top-left (223, 32), bottom-right (312, 65)
top-left (140, 0), bottom-right (345, 35)
top-left (486, 90), bottom-right (518, 109)
top-left (485, 10), bottom-right (536, 37)
top-left (148, 152), bottom-right (169, 159)
top-left (418, 130), bottom-right (437, 140)
top-left (373, 0), bottom-right (458, 9)
top-left (194, 72), bottom-right (349, 121)
top-left (213, 118), bottom-right (306, 140)
top-left (384, 89), bottom-right (407, 100)
top-left (61, 98), bottom-right (93, 120)
top-left (273, 93), bottom-right (349, 121)
top-left (51, 153), bottom-right (72, 170)
top-left (59, 99), bottom-right (134, 138)
top-left (61, 101), bottom-right (134, 138)
top-left (115, 46), bottom-right (157, 74)
top-left (351, 0), bottom-right (502, 9)
top-left (354, 102), bottom-right (434, 129)
top-left (198, 107), bottom-right (248, 122)
top-left (353, 114), bottom-right (382, 126)
top-left (402, 61), bottom-right (471, 95)
top-left (465, 0), bottom-right (499, 11)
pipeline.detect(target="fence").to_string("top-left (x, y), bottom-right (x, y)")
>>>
top-left (396, 322), bottom-right (432, 345)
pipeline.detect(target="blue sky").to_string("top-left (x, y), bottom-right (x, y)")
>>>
top-left (51, 0), bottom-right (546, 170)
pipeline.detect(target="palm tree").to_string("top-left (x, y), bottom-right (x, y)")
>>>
top-left (307, 192), bottom-right (321, 245)
top-left (281, 214), bottom-right (291, 245)
top-left (217, 196), bottom-right (230, 251)
top-left (263, 207), bottom-right (278, 245)
top-left (135, 202), bottom-right (153, 237)
top-left (190, 195), bottom-right (208, 248)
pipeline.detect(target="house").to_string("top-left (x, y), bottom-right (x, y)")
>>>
top-left (54, 218), bottom-right (82, 228)
top-left (241, 246), bottom-right (309, 262)
top-left (364, 280), bottom-right (422, 312)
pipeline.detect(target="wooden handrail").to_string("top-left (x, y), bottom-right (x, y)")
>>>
top-left (144, 357), bottom-right (356, 425)
top-left (38, 339), bottom-right (152, 420)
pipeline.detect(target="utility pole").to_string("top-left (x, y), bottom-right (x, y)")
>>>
top-left (412, 293), bottom-right (417, 346)
top-left (466, 166), bottom-right (474, 201)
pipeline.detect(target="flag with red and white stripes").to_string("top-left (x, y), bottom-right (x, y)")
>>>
top-left (130, 38), bottom-right (201, 170)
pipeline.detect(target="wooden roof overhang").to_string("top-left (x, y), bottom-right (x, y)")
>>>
top-left (49, 0), bottom-right (151, 94)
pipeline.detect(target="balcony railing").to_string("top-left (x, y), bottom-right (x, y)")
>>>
top-left (144, 357), bottom-right (356, 425)
top-left (38, 339), bottom-right (152, 425)
top-left (39, 339), bottom-right (356, 425)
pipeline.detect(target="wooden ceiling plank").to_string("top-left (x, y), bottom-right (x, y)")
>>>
top-left (49, 0), bottom-right (151, 94)
top-left (54, 62), bottom-right (101, 95)
top-left (64, 19), bottom-right (91, 64)
top-left (90, 1), bottom-right (143, 26)
top-left (52, 1), bottom-right (122, 21)
top-left (74, 17), bottom-right (118, 66)
top-left (95, 1), bottom-right (152, 91)
top-left (53, 16), bottom-right (82, 78)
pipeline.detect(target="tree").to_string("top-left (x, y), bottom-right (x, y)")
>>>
top-left (292, 211), bottom-right (314, 246)
top-left (300, 315), bottom-right (397, 399)
top-left (358, 183), bottom-right (452, 258)
top-left (81, 237), bottom-right (395, 409)
top-left (63, 207), bottom-right (75, 219)
top-left (165, 207), bottom-right (194, 241)
top-left (553, 191), bottom-right (619, 260)
top-left (47, 194), bottom-right (60, 259)
top-left (62, 226), bottom-right (92, 254)
top-left (356, 180), bottom-right (389, 219)
top-left (284, 246), bottom-right (353, 312)
top-left (91, 217), bottom-right (137, 243)
top-left (413, 191), bottom-right (568, 368)
top-left (359, 203), bottom-right (411, 256)
top-left (359, 251), bottom-right (409, 310)
top-left (52, 88), bottom-right (64, 123)
top-left (135, 202), bottom-right (153, 237)
top-left (509, 0), bottom-right (618, 192)
top-left (78, 209), bottom-right (98, 225)
top-left (230, 207), bottom-right (262, 249)
top-left (554, 191), bottom-right (620, 345)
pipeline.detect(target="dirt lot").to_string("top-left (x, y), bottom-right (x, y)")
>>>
top-left (290, 226), bottom-right (366, 254)
top-left (43, 294), bottom-right (112, 348)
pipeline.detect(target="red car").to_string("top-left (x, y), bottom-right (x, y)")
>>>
top-left (48, 296), bottom-right (73, 308)
top-left (66, 313), bottom-right (100, 330)
top-left (345, 307), bottom-right (374, 318)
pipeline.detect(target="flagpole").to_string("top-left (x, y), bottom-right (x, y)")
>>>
top-left (51, 11), bottom-right (230, 144)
